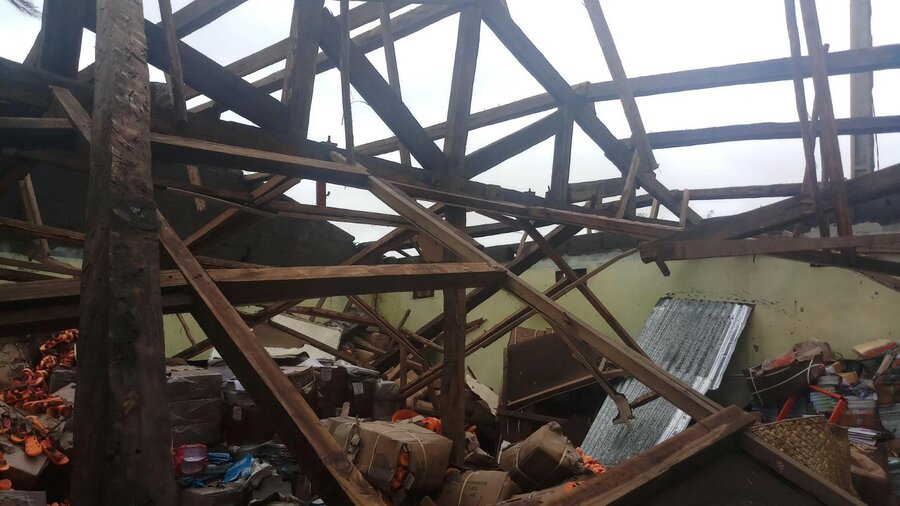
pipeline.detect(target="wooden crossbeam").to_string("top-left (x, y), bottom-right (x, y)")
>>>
top-left (645, 233), bottom-right (900, 262)
top-left (640, 162), bottom-right (900, 261)
top-left (156, 212), bottom-right (382, 505)
top-left (356, 43), bottom-right (900, 156)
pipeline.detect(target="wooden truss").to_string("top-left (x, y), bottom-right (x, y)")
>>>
top-left (2, 0), bottom-right (895, 504)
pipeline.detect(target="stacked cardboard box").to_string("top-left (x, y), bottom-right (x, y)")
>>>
top-left (166, 366), bottom-right (223, 447)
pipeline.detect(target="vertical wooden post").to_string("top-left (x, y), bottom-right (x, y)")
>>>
top-left (72, 0), bottom-right (177, 503)
top-left (549, 107), bottom-right (574, 203)
top-left (441, 3), bottom-right (481, 466)
top-left (679, 189), bottom-right (691, 229)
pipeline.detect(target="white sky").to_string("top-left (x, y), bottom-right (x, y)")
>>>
top-left (2, 0), bottom-right (900, 248)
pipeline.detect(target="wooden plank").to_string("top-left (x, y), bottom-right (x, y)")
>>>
top-left (549, 406), bottom-right (756, 506)
top-left (356, 43), bottom-right (900, 156)
top-left (615, 152), bottom-right (640, 219)
top-left (184, 2), bottom-right (413, 100)
top-left (0, 216), bottom-right (84, 244)
top-left (510, 216), bottom-right (642, 353)
top-left (548, 108), bottom-right (574, 202)
top-left (640, 162), bottom-right (900, 261)
top-left (398, 183), bottom-right (679, 239)
top-left (0, 255), bottom-right (79, 276)
top-left (77, 0), bottom-right (250, 82)
top-left (290, 306), bottom-right (377, 326)
top-left (72, 0), bottom-right (176, 502)
top-left (368, 175), bottom-right (719, 421)
top-left (349, 295), bottom-right (428, 365)
top-left (318, 7), bottom-right (449, 172)
top-left (584, 0), bottom-right (657, 179)
top-left (171, 0), bottom-right (247, 37)
top-left (647, 233), bottom-right (900, 262)
top-left (17, 174), bottom-right (50, 257)
top-left (783, 0), bottom-right (828, 237)
top-left (283, 0), bottom-right (324, 139)
top-left (265, 320), bottom-right (358, 364)
top-left (157, 212), bottom-right (382, 505)
top-left (0, 263), bottom-right (507, 316)
top-left (381, 3), bottom-right (412, 166)
top-left (158, 0), bottom-right (188, 123)
top-left (81, 10), bottom-right (290, 132)
top-left (400, 249), bottom-right (636, 398)
top-left (465, 110), bottom-right (561, 179)
top-left (479, 0), bottom-right (699, 223)
top-left (37, 0), bottom-right (84, 78)
top-left (798, 0), bottom-right (853, 238)
top-left (185, 165), bottom-right (206, 211)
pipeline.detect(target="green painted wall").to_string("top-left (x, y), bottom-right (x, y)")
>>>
top-left (373, 252), bottom-right (900, 407)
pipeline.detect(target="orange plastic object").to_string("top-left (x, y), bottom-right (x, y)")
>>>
top-left (391, 409), bottom-right (419, 422)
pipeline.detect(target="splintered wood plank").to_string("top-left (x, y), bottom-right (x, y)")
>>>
top-left (72, 0), bottom-right (176, 503)
top-left (157, 212), bottom-right (383, 505)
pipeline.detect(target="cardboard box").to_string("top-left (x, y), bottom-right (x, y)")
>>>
top-left (347, 378), bottom-right (375, 418)
top-left (323, 419), bottom-right (452, 494)
top-left (0, 491), bottom-right (47, 505)
top-left (315, 365), bottom-right (348, 418)
top-left (435, 470), bottom-right (520, 506)
top-left (223, 390), bottom-right (274, 445)
top-left (498, 422), bottom-right (584, 491)
top-left (170, 397), bottom-right (224, 426)
top-left (172, 421), bottom-right (222, 447)
top-left (180, 485), bottom-right (243, 506)
top-left (166, 366), bottom-right (222, 402)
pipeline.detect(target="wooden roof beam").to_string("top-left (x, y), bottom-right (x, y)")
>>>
top-left (356, 43), bottom-right (900, 156)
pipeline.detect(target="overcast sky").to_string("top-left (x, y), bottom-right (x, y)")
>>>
top-left (2, 1), bottom-right (899, 247)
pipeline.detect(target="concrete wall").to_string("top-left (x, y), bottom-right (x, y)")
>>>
top-left (373, 251), bottom-right (900, 407)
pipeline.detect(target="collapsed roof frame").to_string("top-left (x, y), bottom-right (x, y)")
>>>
top-left (0, 0), bottom-right (895, 504)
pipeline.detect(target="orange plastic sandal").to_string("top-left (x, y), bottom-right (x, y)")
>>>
top-left (24, 435), bottom-right (42, 457)
top-left (0, 451), bottom-right (9, 472)
top-left (40, 438), bottom-right (68, 465)
top-left (0, 478), bottom-right (11, 490)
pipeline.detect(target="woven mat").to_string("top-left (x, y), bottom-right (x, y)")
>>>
top-left (748, 416), bottom-right (854, 493)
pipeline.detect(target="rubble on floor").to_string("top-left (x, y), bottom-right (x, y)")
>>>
top-left (6, 317), bottom-right (900, 505)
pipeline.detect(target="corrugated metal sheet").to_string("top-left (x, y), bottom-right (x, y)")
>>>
top-left (580, 297), bottom-right (752, 465)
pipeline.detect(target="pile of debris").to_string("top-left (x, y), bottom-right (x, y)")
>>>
top-left (746, 338), bottom-right (900, 505)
